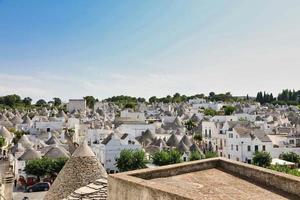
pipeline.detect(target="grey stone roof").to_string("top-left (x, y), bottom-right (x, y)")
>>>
top-left (177, 140), bottom-right (189, 153)
top-left (22, 115), bottom-right (32, 124)
top-left (150, 138), bottom-right (167, 148)
top-left (10, 115), bottom-right (23, 125)
top-left (180, 135), bottom-right (192, 147)
top-left (64, 179), bottom-right (107, 200)
top-left (190, 143), bottom-right (201, 153)
top-left (166, 133), bottom-right (179, 147)
top-left (11, 143), bottom-right (25, 154)
top-left (0, 126), bottom-right (13, 140)
top-left (136, 129), bottom-right (156, 144)
top-left (18, 148), bottom-right (41, 161)
top-left (44, 145), bottom-right (70, 159)
top-left (46, 135), bottom-right (61, 145)
top-left (18, 135), bottom-right (34, 149)
top-left (44, 141), bottom-right (107, 200)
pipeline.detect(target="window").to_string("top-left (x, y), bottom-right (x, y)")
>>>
top-left (209, 129), bottom-right (212, 138)
top-left (231, 144), bottom-right (233, 150)
top-left (247, 145), bottom-right (251, 152)
top-left (262, 145), bottom-right (266, 151)
top-left (236, 145), bottom-right (238, 151)
top-left (228, 154), bottom-right (231, 159)
top-left (229, 133), bottom-right (233, 138)
top-left (205, 129), bottom-right (208, 138)
top-left (255, 145), bottom-right (258, 152)
top-left (289, 140), bottom-right (295, 144)
top-left (236, 158), bottom-right (239, 161)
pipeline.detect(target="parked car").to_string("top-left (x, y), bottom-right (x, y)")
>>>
top-left (25, 182), bottom-right (50, 192)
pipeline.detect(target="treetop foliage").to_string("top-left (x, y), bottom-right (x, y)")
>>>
top-left (152, 149), bottom-right (182, 166)
top-left (115, 149), bottom-right (147, 172)
top-left (25, 157), bottom-right (68, 178)
top-left (252, 151), bottom-right (272, 167)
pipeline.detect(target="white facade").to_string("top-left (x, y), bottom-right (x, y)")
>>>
top-left (95, 134), bottom-right (141, 172)
top-left (119, 110), bottom-right (146, 123)
top-left (67, 99), bottom-right (86, 112)
top-left (225, 129), bottom-right (273, 163)
top-left (117, 124), bottom-right (156, 137)
top-left (35, 121), bottom-right (64, 132)
top-left (210, 115), bottom-right (238, 123)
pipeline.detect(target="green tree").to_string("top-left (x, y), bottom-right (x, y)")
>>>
top-left (252, 151), bottom-right (272, 167)
top-left (0, 137), bottom-right (6, 148)
top-left (268, 165), bottom-right (300, 177)
top-left (124, 102), bottom-right (136, 110)
top-left (22, 97), bottom-right (32, 106)
top-left (168, 149), bottom-right (182, 164)
top-left (84, 96), bottom-right (97, 109)
top-left (53, 97), bottom-right (62, 107)
top-left (279, 152), bottom-right (300, 165)
top-left (25, 158), bottom-right (49, 179)
top-left (204, 151), bottom-right (218, 159)
top-left (193, 134), bottom-right (202, 142)
top-left (36, 99), bottom-right (47, 106)
top-left (115, 149), bottom-right (148, 172)
top-left (185, 120), bottom-right (196, 131)
top-left (152, 149), bottom-right (182, 166)
top-left (189, 151), bottom-right (202, 161)
top-left (137, 97), bottom-right (146, 103)
top-left (0, 94), bottom-right (22, 107)
top-left (25, 157), bottom-right (68, 178)
top-left (224, 106), bottom-right (235, 115)
top-left (149, 96), bottom-right (157, 104)
top-left (12, 130), bottom-right (28, 145)
top-left (49, 157), bottom-right (69, 175)
top-left (204, 108), bottom-right (217, 116)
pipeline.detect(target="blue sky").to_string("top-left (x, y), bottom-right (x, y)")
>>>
top-left (0, 0), bottom-right (300, 101)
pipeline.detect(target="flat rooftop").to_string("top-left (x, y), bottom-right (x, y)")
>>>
top-left (151, 168), bottom-right (295, 200)
top-left (108, 158), bottom-right (300, 200)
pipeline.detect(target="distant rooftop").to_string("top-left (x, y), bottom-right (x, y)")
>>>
top-left (108, 158), bottom-right (300, 200)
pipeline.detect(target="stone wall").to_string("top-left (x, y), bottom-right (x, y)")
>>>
top-left (108, 158), bottom-right (300, 200)
top-left (108, 159), bottom-right (218, 200)
top-left (218, 158), bottom-right (300, 197)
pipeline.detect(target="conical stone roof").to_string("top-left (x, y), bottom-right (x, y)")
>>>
top-left (11, 115), bottom-right (23, 125)
top-left (18, 148), bottom-right (41, 161)
top-left (180, 135), bottom-right (192, 147)
top-left (44, 145), bottom-right (70, 159)
top-left (22, 115), bottom-right (32, 124)
top-left (18, 135), bottom-right (34, 148)
top-left (177, 140), bottom-right (189, 153)
top-left (44, 141), bottom-right (107, 200)
top-left (190, 143), bottom-right (201, 153)
top-left (11, 143), bottom-right (25, 154)
top-left (45, 135), bottom-right (61, 145)
top-left (166, 133), bottom-right (180, 147)
top-left (0, 126), bottom-right (13, 140)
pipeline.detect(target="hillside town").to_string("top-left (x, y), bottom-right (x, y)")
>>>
top-left (0, 91), bottom-right (300, 199)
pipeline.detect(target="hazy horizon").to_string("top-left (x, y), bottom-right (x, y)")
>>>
top-left (1, 1), bottom-right (300, 101)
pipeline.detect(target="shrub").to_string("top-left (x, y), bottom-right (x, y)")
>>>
top-left (115, 149), bottom-right (148, 172)
top-left (252, 151), bottom-right (272, 167)
top-left (152, 149), bottom-right (182, 166)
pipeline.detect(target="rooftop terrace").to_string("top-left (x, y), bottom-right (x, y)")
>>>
top-left (108, 158), bottom-right (300, 200)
